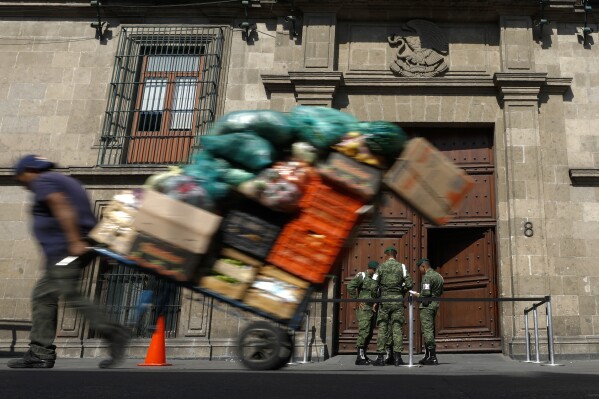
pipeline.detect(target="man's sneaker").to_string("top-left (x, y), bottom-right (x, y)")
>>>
top-left (98, 327), bottom-right (130, 369)
top-left (7, 350), bottom-right (55, 369)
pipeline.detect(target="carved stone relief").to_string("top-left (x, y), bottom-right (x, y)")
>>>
top-left (388, 19), bottom-right (449, 77)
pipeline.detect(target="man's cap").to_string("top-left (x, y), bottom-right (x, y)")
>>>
top-left (384, 246), bottom-right (397, 254)
top-left (367, 261), bottom-right (379, 269)
top-left (14, 154), bottom-right (54, 175)
top-left (416, 258), bottom-right (430, 267)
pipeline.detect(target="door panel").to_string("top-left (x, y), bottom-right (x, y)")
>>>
top-left (336, 127), bottom-right (499, 354)
top-left (429, 228), bottom-right (500, 351)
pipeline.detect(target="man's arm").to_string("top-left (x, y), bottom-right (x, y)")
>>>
top-left (347, 274), bottom-right (362, 299)
top-left (46, 191), bottom-right (87, 256)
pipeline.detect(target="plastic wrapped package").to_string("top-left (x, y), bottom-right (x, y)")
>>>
top-left (237, 168), bottom-right (303, 213)
top-left (332, 132), bottom-right (386, 168)
top-left (208, 110), bottom-right (296, 146)
top-left (291, 141), bottom-right (318, 164)
top-left (159, 174), bottom-right (215, 210)
top-left (144, 166), bottom-right (183, 190)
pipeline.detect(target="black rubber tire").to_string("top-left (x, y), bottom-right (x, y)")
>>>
top-left (237, 321), bottom-right (293, 370)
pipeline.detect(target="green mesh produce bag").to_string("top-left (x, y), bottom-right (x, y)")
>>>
top-left (290, 106), bottom-right (359, 150)
top-left (359, 121), bottom-right (408, 157)
top-left (208, 110), bottom-right (296, 146)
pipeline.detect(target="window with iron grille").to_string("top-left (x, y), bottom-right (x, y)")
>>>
top-left (98, 26), bottom-right (226, 166)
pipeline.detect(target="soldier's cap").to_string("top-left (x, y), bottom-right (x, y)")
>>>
top-left (384, 246), bottom-right (397, 254)
top-left (367, 261), bottom-right (379, 269)
top-left (416, 258), bottom-right (430, 267)
top-left (14, 154), bottom-right (54, 176)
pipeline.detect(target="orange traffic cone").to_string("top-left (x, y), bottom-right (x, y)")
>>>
top-left (138, 315), bottom-right (172, 367)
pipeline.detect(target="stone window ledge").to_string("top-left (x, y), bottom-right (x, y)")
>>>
top-left (569, 169), bottom-right (599, 186)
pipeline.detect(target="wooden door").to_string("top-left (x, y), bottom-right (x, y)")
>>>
top-left (337, 127), bottom-right (499, 354)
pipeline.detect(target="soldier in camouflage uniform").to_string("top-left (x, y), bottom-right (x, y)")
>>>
top-left (348, 260), bottom-right (379, 365)
top-left (372, 246), bottom-right (413, 366)
top-left (413, 258), bottom-right (444, 365)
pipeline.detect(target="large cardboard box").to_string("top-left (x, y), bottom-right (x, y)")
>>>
top-left (243, 265), bottom-right (310, 320)
top-left (128, 232), bottom-right (202, 282)
top-left (383, 137), bottom-right (475, 225)
top-left (133, 190), bottom-right (222, 254)
top-left (89, 191), bottom-right (139, 255)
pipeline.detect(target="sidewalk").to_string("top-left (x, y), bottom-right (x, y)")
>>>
top-left (1, 353), bottom-right (598, 375)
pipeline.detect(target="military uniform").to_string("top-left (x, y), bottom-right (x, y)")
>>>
top-left (348, 261), bottom-right (378, 365)
top-left (417, 258), bottom-right (444, 365)
top-left (372, 247), bottom-right (413, 366)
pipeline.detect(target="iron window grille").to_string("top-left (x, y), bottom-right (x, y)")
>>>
top-left (98, 26), bottom-right (225, 166)
top-left (95, 261), bottom-right (181, 339)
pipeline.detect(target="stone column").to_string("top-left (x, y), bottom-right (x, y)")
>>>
top-left (494, 71), bottom-right (550, 354)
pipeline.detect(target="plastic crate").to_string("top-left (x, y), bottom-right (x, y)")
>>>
top-left (221, 210), bottom-right (282, 259)
top-left (266, 220), bottom-right (345, 284)
top-left (300, 173), bottom-right (365, 211)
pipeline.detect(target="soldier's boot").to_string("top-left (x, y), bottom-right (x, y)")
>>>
top-left (418, 348), bottom-right (430, 365)
top-left (371, 353), bottom-right (386, 366)
top-left (393, 352), bottom-right (405, 366)
top-left (421, 348), bottom-right (439, 365)
top-left (355, 347), bottom-right (370, 366)
top-left (384, 347), bottom-right (394, 365)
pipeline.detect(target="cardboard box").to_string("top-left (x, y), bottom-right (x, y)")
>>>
top-left (198, 276), bottom-right (249, 300)
top-left (317, 152), bottom-right (382, 201)
top-left (133, 190), bottom-right (222, 254)
top-left (128, 232), bottom-right (202, 282)
top-left (243, 265), bottom-right (310, 320)
top-left (383, 137), bottom-right (475, 225)
top-left (89, 191), bottom-right (139, 255)
top-left (212, 248), bottom-right (262, 284)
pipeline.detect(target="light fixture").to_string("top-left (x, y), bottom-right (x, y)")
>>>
top-left (284, 0), bottom-right (300, 37)
top-left (582, 0), bottom-right (594, 45)
top-left (239, 0), bottom-right (257, 42)
top-left (535, 0), bottom-right (550, 38)
top-left (90, 1), bottom-right (109, 41)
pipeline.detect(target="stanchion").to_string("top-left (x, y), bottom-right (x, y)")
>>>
top-left (297, 308), bottom-right (312, 364)
top-left (400, 294), bottom-right (420, 368)
top-left (523, 307), bottom-right (533, 363)
top-left (541, 297), bottom-right (563, 366)
top-left (532, 305), bottom-right (542, 364)
top-left (287, 330), bottom-right (299, 366)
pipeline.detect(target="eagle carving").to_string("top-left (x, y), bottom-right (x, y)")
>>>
top-left (388, 19), bottom-right (449, 77)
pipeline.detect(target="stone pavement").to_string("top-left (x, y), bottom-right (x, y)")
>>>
top-left (1, 353), bottom-right (597, 375)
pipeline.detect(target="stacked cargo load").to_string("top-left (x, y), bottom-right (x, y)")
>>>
top-left (90, 106), bottom-right (474, 323)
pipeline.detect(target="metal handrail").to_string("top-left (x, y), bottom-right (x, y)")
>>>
top-left (310, 295), bottom-right (561, 367)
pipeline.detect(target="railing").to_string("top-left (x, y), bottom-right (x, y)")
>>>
top-left (308, 295), bottom-right (561, 367)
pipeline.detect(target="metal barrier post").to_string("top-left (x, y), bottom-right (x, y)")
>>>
top-left (401, 294), bottom-right (419, 367)
top-left (542, 297), bottom-right (563, 366)
top-left (523, 308), bottom-right (532, 363)
top-left (297, 308), bottom-right (312, 364)
top-left (532, 305), bottom-right (542, 364)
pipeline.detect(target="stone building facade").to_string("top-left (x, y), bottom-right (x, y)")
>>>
top-left (0, 0), bottom-right (598, 361)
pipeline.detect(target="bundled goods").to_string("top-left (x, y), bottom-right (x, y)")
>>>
top-left (199, 248), bottom-right (262, 300)
top-left (89, 190), bottom-right (144, 255)
top-left (243, 265), bottom-right (310, 320)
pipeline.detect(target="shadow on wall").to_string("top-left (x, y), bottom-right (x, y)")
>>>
top-left (0, 320), bottom-right (32, 357)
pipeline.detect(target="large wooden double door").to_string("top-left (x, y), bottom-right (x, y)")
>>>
top-left (337, 127), bottom-right (500, 354)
